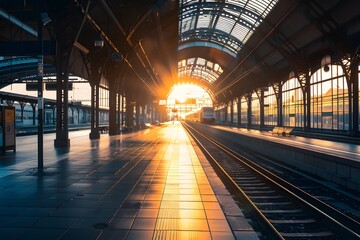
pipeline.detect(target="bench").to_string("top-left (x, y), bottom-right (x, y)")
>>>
top-left (283, 127), bottom-right (293, 136)
top-left (270, 126), bottom-right (293, 136)
top-left (98, 126), bottom-right (109, 133)
top-left (270, 126), bottom-right (284, 135)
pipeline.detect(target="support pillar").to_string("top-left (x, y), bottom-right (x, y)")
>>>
top-left (109, 83), bottom-right (118, 135)
top-left (121, 94), bottom-right (125, 127)
top-left (259, 89), bottom-right (265, 130)
top-left (237, 97), bottom-right (241, 127)
top-left (52, 106), bottom-right (56, 124)
top-left (247, 94), bottom-right (252, 129)
top-left (19, 102), bottom-right (26, 122)
top-left (151, 106), bottom-right (154, 124)
top-left (305, 74), bottom-right (311, 131)
top-left (126, 100), bottom-right (134, 128)
top-left (135, 102), bottom-right (140, 129)
top-left (54, 71), bottom-right (70, 147)
top-left (53, 4), bottom-right (85, 147)
top-left (230, 100), bottom-right (234, 126)
top-left (31, 103), bottom-right (36, 126)
top-left (117, 93), bottom-right (121, 131)
top-left (277, 84), bottom-right (283, 126)
top-left (70, 108), bottom-right (74, 124)
top-left (142, 105), bottom-right (146, 126)
top-left (350, 58), bottom-right (359, 135)
top-left (89, 83), bottom-right (100, 139)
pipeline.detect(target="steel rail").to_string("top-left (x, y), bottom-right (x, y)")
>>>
top-left (182, 122), bottom-right (285, 240)
top-left (182, 122), bottom-right (360, 240)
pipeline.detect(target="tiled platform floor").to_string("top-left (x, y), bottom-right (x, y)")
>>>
top-left (214, 126), bottom-right (360, 162)
top-left (0, 122), bottom-right (258, 240)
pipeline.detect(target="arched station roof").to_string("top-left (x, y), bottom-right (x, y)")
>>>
top-left (177, 0), bottom-right (279, 98)
top-left (179, 0), bottom-right (278, 55)
top-left (0, 0), bottom-right (359, 104)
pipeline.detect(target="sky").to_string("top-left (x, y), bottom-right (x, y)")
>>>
top-left (1, 82), bottom-right (92, 105)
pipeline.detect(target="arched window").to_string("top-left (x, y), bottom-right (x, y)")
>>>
top-left (264, 86), bottom-right (277, 126)
top-left (282, 77), bottom-right (304, 127)
top-left (251, 92), bottom-right (260, 125)
top-left (220, 105), bottom-right (226, 122)
top-left (233, 98), bottom-right (238, 124)
top-left (310, 64), bottom-right (348, 130)
top-left (227, 101), bottom-right (232, 122)
top-left (240, 96), bottom-right (248, 124)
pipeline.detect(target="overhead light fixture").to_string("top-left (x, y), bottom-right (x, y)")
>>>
top-left (321, 55), bottom-right (331, 72)
top-left (289, 71), bottom-right (295, 79)
top-left (323, 65), bottom-right (330, 72)
top-left (41, 12), bottom-right (52, 25)
top-left (94, 40), bottom-right (104, 47)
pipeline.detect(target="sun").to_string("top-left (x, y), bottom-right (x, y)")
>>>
top-left (166, 84), bottom-right (213, 119)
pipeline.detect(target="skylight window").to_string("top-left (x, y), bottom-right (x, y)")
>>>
top-left (179, 0), bottom-right (278, 54)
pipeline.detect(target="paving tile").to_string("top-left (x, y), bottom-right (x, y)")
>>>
top-left (72, 217), bottom-right (112, 228)
top-left (212, 231), bottom-right (236, 240)
top-left (0, 124), bottom-right (258, 240)
top-left (109, 217), bottom-right (134, 229)
top-left (227, 216), bottom-right (254, 231)
top-left (17, 228), bottom-right (67, 240)
top-left (233, 231), bottom-right (261, 240)
top-left (208, 219), bottom-right (232, 232)
top-left (97, 230), bottom-right (128, 240)
top-left (131, 218), bottom-right (157, 230)
top-left (58, 228), bottom-right (102, 240)
top-left (137, 208), bottom-right (159, 218)
top-left (205, 209), bottom-right (226, 219)
top-left (153, 230), bottom-right (212, 240)
top-left (126, 230), bottom-right (154, 240)
top-left (33, 216), bottom-right (78, 228)
top-left (158, 209), bottom-right (206, 219)
top-left (140, 200), bottom-right (161, 209)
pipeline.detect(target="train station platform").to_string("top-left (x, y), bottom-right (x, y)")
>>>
top-left (209, 125), bottom-right (360, 192)
top-left (215, 126), bottom-right (360, 161)
top-left (0, 123), bottom-right (258, 240)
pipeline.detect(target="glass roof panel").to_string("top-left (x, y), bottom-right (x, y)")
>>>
top-left (215, 16), bottom-right (236, 34)
top-left (179, 0), bottom-right (279, 55)
top-left (178, 57), bottom-right (223, 84)
top-left (197, 15), bottom-right (212, 28)
top-left (181, 16), bottom-right (196, 32)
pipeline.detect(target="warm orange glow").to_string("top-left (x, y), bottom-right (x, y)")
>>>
top-left (167, 84), bottom-right (213, 119)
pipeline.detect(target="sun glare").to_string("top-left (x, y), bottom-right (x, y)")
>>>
top-left (167, 84), bottom-right (213, 120)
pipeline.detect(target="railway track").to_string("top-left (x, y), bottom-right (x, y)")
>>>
top-left (182, 122), bottom-right (360, 240)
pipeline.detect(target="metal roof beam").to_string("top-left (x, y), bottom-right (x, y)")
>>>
top-left (0, 7), bottom-right (38, 37)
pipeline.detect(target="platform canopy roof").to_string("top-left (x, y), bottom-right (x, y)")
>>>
top-left (0, 0), bottom-right (359, 104)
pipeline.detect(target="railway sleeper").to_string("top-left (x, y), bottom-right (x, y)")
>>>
top-left (262, 209), bottom-right (303, 214)
top-left (270, 219), bottom-right (316, 224)
top-left (255, 201), bottom-right (292, 206)
top-left (237, 182), bottom-right (266, 187)
top-left (244, 190), bottom-right (276, 194)
top-left (256, 204), bottom-right (298, 211)
top-left (232, 176), bottom-right (258, 180)
top-left (280, 231), bottom-right (334, 238)
top-left (240, 186), bottom-right (271, 190)
top-left (250, 195), bottom-right (283, 199)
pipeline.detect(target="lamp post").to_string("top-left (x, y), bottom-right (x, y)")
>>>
top-left (37, 11), bottom-right (51, 172)
top-left (37, 12), bottom-right (44, 172)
